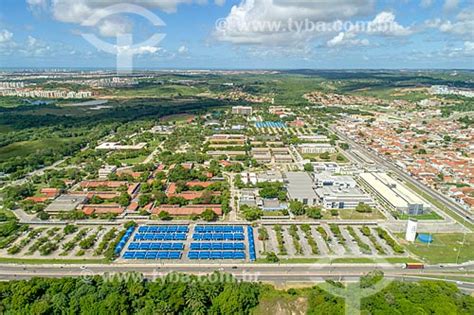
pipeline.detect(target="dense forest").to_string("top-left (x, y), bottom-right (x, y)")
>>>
top-left (0, 272), bottom-right (472, 314)
top-left (0, 98), bottom-right (235, 178)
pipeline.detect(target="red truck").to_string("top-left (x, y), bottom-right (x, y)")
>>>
top-left (404, 263), bottom-right (425, 270)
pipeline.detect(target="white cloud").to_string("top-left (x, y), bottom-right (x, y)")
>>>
top-left (214, 0), bottom-right (375, 45)
top-left (0, 29), bottom-right (13, 43)
top-left (426, 8), bottom-right (474, 40)
top-left (324, 12), bottom-right (410, 49)
top-left (443, 0), bottom-right (459, 11)
top-left (441, 41), bottom-right (474, 58)
top-left (97, 17), bottom-right (133, 37)
top-left (26, 0), bottom-right (204, 41)
top-left (117, 45), bottom-right (161, 55)
top-left (366, 12), bottom-right (413, 36)
top-left (420, 0), bottom-right (433, 8)
top-left (327, 32), bottom-right (369, 47)
top-left (178, 45), bottom-right (189, 54)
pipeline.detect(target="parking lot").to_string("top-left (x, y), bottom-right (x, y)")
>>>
top-left (117, 224), bottom-right (256, 262)
top-left (255, 223), bottom-right (407, 259)
top-left (0, 224), bottom-right (121, 259)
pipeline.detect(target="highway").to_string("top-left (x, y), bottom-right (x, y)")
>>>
top-left (330, 126), bottom-right (473, 227)
top-left (0, 263), bottom-right (472, 292)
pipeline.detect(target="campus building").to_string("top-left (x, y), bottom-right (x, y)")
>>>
top-left (359, 172), bottom-right (431, 215)
top-left (231, 106), bottom-right (253, 116)
top-left (285, 172), bottom-right (318, 206)
top-left (298, 143), bottom-right (336, 154)
top-left (315, 187), bottom-right (374, 209)
top-left (313, 172), bottom-right (357, 189)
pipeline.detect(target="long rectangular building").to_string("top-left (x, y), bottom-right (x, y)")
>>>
top-left (285, 172), bottom-right (318, 206)
top-left (359, 172), bottom-right (430, 215)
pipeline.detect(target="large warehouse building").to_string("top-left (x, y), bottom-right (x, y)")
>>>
top-left (359, 172), bottom-right (431, 215)
top-left (285, 172), bottom-right (318, 206)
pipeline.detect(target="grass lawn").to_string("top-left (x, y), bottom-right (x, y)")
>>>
top-left (302, 152), bottom-right (348, 163)
top-left (401, 233), bottom-right (474, 264)
top-left (119, 155), bottom-right (148, 165)
top-left (0, 257), bottom-right (107, 264)
top-left (255, 257), bottom-right (418, 264)
top-left (0, 209), bottom-right (16, 219)
top-left (405, 182), bottom-right (474, 231)
top-left (396, 212), bottom-right (443, 220)
top-left (338, 209), bottom-right (386, 220)
top-left (0, 138), bottom-right (77, 162)
top-left (112, 85), bottom-right (208, 98)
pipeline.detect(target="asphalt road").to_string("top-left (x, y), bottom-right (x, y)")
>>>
top-left (0, 262), bottom-right (472, 291)
top-left (331, 126), bottom-right (473, 227)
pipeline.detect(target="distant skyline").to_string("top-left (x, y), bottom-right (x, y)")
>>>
top-left (0, 0), bottom-right (473, 69)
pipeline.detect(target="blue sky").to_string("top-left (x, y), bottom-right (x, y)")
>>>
top-left (0, 0), bottom-right (472, 69)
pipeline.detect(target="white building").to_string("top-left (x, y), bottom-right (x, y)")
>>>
top-left (231, 106), bottom-right (253, 115)
top-left (96, 142), bottom-right (147, 151)
top-left (298, 143), bottom-right (336, 154)
top-left (312, 162), bottom-right (341, 173)
top-left (298, 135), bottom-right (329, 142)
top-left (313, 172), bottom-right (357, 188)
top-left (98, 165), bottom-right (117, 179)
top-left (359, 172), bottom-right (431, 215)
top-left (315, 187), bottom-right (374, 209)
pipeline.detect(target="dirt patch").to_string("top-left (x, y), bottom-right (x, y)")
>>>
top-left (253, 296), bottom-right (308, 315)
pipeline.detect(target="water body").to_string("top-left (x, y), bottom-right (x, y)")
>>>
top-left (63, 100), bottom-right (109, 107)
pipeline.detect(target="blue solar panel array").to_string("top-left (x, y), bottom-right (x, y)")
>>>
top-left (194, 225), bottom-right (244, 233)
top-left (121, 225), bottom-right (253, 261)
top-left (255, 121), bottom-right (286, 129)
top-left (123, 251), bottom-right (182, 260)
top-left (193, 225), bottom-right (244, 241)
top-left (134, 233), bottom-right (187, 241)
top-left (193, 233), bottom-right (244, 241)
top-left (114, 226), bottom-right (135, 256)
top-left (121, 225), bottom-right (188, 260)
top-left (190, 242), bottom-right (245, 251)
top-left (138, 225), bottom-right (189, 233)
top-left (188, 251), bottom-right (246, 260)
top-left (128, 242), bottom-right (184, 251)
top-left (247, 226), bottom-right (256, 261)
top-left (189, 225), bottom-right (248, 260)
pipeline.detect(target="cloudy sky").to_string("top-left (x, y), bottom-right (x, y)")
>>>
top-left (0, 0), bottom-right (472, 69)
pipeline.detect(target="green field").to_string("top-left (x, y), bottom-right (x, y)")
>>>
top-left (397, 211), bottom-right (443, 220)
top-left (337, 209), bottom-right (386, 220)
top-left (402, 233), bottom-right (474, 264)
top-left (405, 182), bottom-right (474, 231)
top-left (110, 84), bottom-right (209, 98)
top-left (0, 138), bottom-right (74, 162)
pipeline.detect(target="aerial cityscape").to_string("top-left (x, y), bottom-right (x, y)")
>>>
top-left (0, 0), bottom-right (473, 314)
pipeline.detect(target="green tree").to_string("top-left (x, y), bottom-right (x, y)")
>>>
top-left (158, 211), bottom-right (172, 221)
top-left (289, 200), bottom-right (305, 216)
top-left (265, 252), bottom-right (280, 263)
top-left (138, 194), bottom-right (152, 207)
top-left (201, 209), bottom-right (218, 222)
top-left (304, 163), bottom-right (314, 172)
top-left (355, 203), bottom-right (373, 213)
top-left (241, 206), bottom-right (263, 221)
top-left (306, 207), bottom-right (322, 219)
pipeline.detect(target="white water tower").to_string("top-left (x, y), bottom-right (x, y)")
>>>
top-left (405, 218), bottom-right (418, 242)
